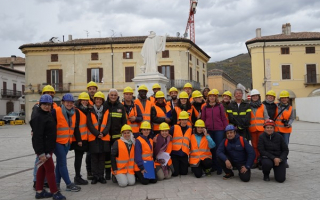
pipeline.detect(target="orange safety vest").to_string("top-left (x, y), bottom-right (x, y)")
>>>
top-left (189, 134), bottom-right (212, 166)
top-left (153, 104), bottom-right (171, 131)
top-left (150, 96), bottom-right (167, 107)
top-left (72, 108), bottom-right (88, 142)
top-left (88, 99), bottom-right (94, 106)
top-left (175, 106), bottom-right (193, 126)
top-left (112, 140), bottom-right (135, 175)
top-left (87, 110), bottom-right (110, 142)
top-left (154, 134), bottom-right (173, 167)
top-left (192, 103), bottom-right (206, 119)
top-left (171, 125), bottom-right (192, 155)
top-left (249, 105), bottom-right (265, 132)
top-left (134, 136), bottom-right (154, 171)
top-left (122, 102), bottom-right (140, 133)
top-left (275, 105), bottom-right (293, 134)
top-left (134, 99), bottom-right (151, 123)
top-left (55, 107), bottom-right (76, 145)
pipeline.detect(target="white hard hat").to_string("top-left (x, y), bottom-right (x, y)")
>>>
top-left (250, 89), bottom-right (260, 96)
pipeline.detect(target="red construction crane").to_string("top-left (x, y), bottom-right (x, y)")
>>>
top-left (185, 0), bottom-right (198, 43)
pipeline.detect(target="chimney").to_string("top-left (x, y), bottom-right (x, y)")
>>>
top-left (282, 24), bottom-right (286, 34)
top-left (256, 28), bottom-right (261, 38)
top-left (10, 55), bottom-right (16, 69)
top-left (286, 23), bottom-right (291, 35)
top-left (68, 35), bottom-right (72, 41)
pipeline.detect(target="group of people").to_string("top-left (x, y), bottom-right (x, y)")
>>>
top-left (31, 81), bottom-right (293, 199)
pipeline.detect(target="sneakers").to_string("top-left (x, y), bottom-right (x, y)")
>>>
top-left (66, 183), bottom-right (81, 192)
top-left (99, 177), bottom-right (107, 184)
top-left (223, 173), bottom-right (234, 180)
top-left (33, 182), bottom-right (49, 191)
top-left (74, 176), bottom-right (88, 185)
top-left (35, 189), bottom-right (52, 199)
top-left (52, 191), bottom-right (66, 200)
top-left (263, 174), bottom-right (270, 181)
top-left (251, 163), bottom-right (258, 169)
top-left (87, 171), bottom-right (93, 180)
top-left (205, 169), bottom-right (212, 177)
top-left (112, 175), bottom-right (118, 183)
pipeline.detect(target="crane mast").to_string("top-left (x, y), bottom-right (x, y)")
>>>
top-left (185, 0), bottom-right (198, 43)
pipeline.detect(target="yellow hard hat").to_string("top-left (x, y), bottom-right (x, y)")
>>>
top-left (169, 87), bottom-right (178, 93)
top-left (159, 122), bottom-right (170, 131)
top-left (179, 111), bottom-right (189, 119)
top-left (87, 81), bottom-right (98, 89)
top-left (93, 91), bottom-right (105, 101)
top-left (279, 90), bottom-right (290, 98)
top-left (121, 124), bottom-right (132, 133)
top-left (42, 85), bottom-right (55, 94)
top-left (138, 85), bottom-right (148, 92)
top-left (152, 83), bottom-right (161, 90)
top-left (78, 92), bottom-right (90, 100)
top-left (179, 91), bottom-right (189, 99)
top-left (266, 90), bottom-right (276, 97)
top-left (140, 121), bottom-right (151, 129)
top-left (183, 82), bottom-right (193, 89)
top-left (208, 89), bottom-right (219, 96)
top-left (123, 86), bottom-right (134, 94)
top-left (194, 119), bottom-right (205, 128)
top-left (192, 90), bottom-right (203, 98)
top-left (155, 91), bottom-right (165, 98)
top-left (222, 91), bottom-right (232, 98)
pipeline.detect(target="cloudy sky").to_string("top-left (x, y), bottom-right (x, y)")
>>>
top-left (1, 0), bottom-right (320, 62)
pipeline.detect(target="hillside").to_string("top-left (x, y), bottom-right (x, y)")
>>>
top-left (207, 53), bottom-right (252, 89)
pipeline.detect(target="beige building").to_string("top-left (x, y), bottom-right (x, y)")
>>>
top-left (246, 23), bottom-right (320, 108)
top-left (19, 35), bottom-right (210, 121)
top-left (207, 69), bottom-right (237, 95)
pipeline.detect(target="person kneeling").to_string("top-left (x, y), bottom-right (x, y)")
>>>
top-left (190, 120), bottom-right (216, 178)
top-left (217, 125), bottom-right (255, 182)
top-left (111, 125), bottom-right (136, 187)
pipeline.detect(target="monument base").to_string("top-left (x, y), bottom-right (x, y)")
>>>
top-left (132, 72), bottom-right (169, 98)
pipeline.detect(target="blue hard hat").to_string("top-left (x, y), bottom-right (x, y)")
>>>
top-left (39, 94), bottom-right (53, 104)
top-left (62, 93), bottom-right (74, 102)
top-left (225, 124), bottom-right (235, 132)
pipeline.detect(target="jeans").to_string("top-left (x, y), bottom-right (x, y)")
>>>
top-left (208, 130), bottom-right (225, 172)
top-left (54, 143), bottom-right (71, 185)
top-left (279, 133), bottom-right (290, 146)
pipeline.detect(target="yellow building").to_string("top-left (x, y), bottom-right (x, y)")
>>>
top-left (207, 69), bottom-right (237, 95)
top-left (246, 23), bottom-right (320, 107)
top-left (19, 35), bottom-right (210, 121)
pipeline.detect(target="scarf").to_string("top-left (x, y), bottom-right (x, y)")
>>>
top-left (93, 105), bottom-right (103, 123)
top-left (61, 104), bottom-right (74, 127)
top-left (154, 134), bottom-right (172, 177)
top-left (120, 132), bottom-right (135, 150)
top-left (250, 100), bottom-right (262, 108)
top-left (265, 99), bottom-right (274, 104)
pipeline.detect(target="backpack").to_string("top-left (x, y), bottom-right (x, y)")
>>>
top-left (224, 136), bottom-right (244, 148)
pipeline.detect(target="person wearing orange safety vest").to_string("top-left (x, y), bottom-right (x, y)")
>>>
top-left (167, 87), bottom-right (179, 111)
top-left (148, 83), bottom-right (163, 106)
top-left (134, 85), bottom-right (152, 124)
top-left (169, 111), bottom-right (192, 176)
top-left (183, 82), bottom-right (193, 102)
top-left (70, 92), bottom-right (90, 185)
top-left (172, 91), bottom-right (194, 126)
top-left (111, 124), bottom-right (136, 187)
top-left (151, 91), bottom-right (172, 138)
top-left (191, 90), bottom-right (206, 125)
top-left (134, 121), bottom-right (158, 185)
top-left (87, 81), bottom-right (98, 106)
top-left (122, 87), bottom-right (143, 138)
top-left (153, 122), bottom-right (174, 180)
top-left (87, 91), bottom-right (111, 185)
top-left (248, 89), bottom-right (269, 169)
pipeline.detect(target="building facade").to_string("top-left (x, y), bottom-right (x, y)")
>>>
top-left (207, 69), bottom-right (238, 96)
top-left (0, 56), bottom-right (25, 72)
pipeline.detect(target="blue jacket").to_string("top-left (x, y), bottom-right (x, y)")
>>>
top-left (217, 134), bottom-right (255, 169)
top-left (194, 134), bottom-right (216, 149)
top-left (134, 135), bottom-right (153, 171)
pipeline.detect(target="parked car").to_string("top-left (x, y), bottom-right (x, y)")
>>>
top-left (2, 112), bottom-right (25, 124)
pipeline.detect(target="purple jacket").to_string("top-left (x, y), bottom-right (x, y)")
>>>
top-left (201, 103), bottom-right (228, 131)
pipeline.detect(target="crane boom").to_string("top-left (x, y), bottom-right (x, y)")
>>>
top-left (185, 0), bottom-right (198, 43)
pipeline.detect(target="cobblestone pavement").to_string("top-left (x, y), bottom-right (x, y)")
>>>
top-left (0, 121), bottom-right (319, 200)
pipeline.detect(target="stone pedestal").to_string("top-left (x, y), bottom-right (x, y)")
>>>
top-left (132, 72), bottom-right (169, 98)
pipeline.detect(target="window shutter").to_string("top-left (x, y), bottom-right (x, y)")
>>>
top-left (46, 70), bottom-right (51, 84)
top-left (58, 69), bottom-right (63, 90)
top-left (130, 52), bottom-right (133, 59)
top-left (170, 66), bottom-right (175, 80)
top-left (22, 85), bottom-right (25, 95)
top-left (87, 68), bottom-right (91, 82)
top-left (125, 67), bottom-right (129, 82)
top-left (99, 68), bottom-right (103, 82)
top-left (123, 52), bottom-right (126, 59)
top-left (203, 74), bottom-right (205, 86)
top-left (190, 67), bottom-right (193, 80)
top-left (158, 66), bottom-right (162, 73)
top-left (197, 71), bottom-right (199, 82)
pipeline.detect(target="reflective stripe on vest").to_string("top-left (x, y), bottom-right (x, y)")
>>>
top-left (87, 110), bottom-right (110, 142)
top-left (112, 140), bottom-right (135, 175)
top-left (249, 105), bottom-right (265, 132)
top-left (172, 125), bottom-right (192, 155)
top-left (153, 105), bottom-right (171, 131)
top-left (175, 107), bottom-right (193, 126)
top-left (189, 134), bottom-right (212, 166)
top-left (134, 99), bottom-right (152, 123)
top-left (55, 107), bottom-right (76, 144)
top-left (275, 105), bottom-right (292, 133)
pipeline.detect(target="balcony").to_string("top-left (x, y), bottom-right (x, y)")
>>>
top-left (304, 74), bottom-right (320, 86)
top-left (1, 89), bottom-right (22, 98)
top-left (38, 83), bottom-right (71, 93)
top-left (166, 80), bottom-right (201, 90)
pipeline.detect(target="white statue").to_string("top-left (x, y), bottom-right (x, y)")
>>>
top-left (141, 31), bottom-right (167, 73)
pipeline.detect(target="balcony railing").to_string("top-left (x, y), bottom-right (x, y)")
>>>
top-left (304, 74), bottom-right (320, 85)
top-left (38, 83), bottom-right (71, 93)
top-left (166, 80), bottom-right (201, 90)
top-left (1, 89), bottom-right (22, 98)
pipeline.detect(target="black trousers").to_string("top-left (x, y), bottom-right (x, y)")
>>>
top-left (218, 157), bottom-right (251, 182)
top-left (171, 154), bottom-right (189, 176)
top-left (191, 158), bottom-right (212, 178)
top-left (74, 150), bottom-right (85, 177)
top-left (135, 170), bottom-right (157, 185)
top-left (91, 152), bottom-right (106, 178)
top-left (261, 158), bottom-right (286, 183)
top-left (105, 139), bottom-right (116, 172)
top-left (85, 152), bottom-right (91, 172)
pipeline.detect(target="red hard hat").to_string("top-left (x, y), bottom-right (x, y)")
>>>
top-left (264, 119), bottom-right (275, 127)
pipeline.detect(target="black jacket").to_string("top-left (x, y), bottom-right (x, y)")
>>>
top-left (227, 100), bottom-right (251, 128)
top-left (31, 107), bottom-right (57, 155)
top-left (70, 106), bottom-right (88, 152)
top-left (151, 102), bottom-right (172, 125)
top-left (262, 101), bottom-right (277, 120)
top-left (258, 132), bottom-right (289, 161)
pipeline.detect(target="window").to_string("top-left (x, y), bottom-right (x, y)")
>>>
top-left (189, 67), bottom-right (193, 80)
top-left (123, 52), bottom-right (133, 59)
top-left (51, 54), bottom-right (58, 62)
top-left (47, 69), bottom-right (63, 91)
top-left (22, 85), bottom-right (25, 95)
top-left (189, 54), bottom-right (192, 61)
top-left (158, 66), bottom-right (174, 80)
top-left (125, 67), bottom-right (134, 82)
top-left (306, 47), bottom-right (315, 54)
top-left (197, 71), bottom-right (199, 82)
top-left (13, 83), bottom-right (16, 96)
top-left (306, 64), bottom-right (317, 83)
top-left (162, 50), bottom-right (169, 58)
top-left (197, 59), bottom-right (199, 65)
top-left (87, 68), bottom-right (103, 83)
top-left (203, 74), bottom-right (205, 87)
top-left (281, 47), bottom-right (289, 54)
top-left (3, 81), bottom-right (7, 95)
top-left (91, 53), bottom-right (99, 60)
top-left (281, 65), bottom-right (291, 79)
top-left (203, 63), bottom-right (205, 68)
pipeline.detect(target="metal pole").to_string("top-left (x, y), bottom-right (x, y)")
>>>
top-left (111, 42), bottom-right (114, 88)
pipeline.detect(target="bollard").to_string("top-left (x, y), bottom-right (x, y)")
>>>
top-left (0, 121), bottom-right (4, 126)
top-left (10, 121), bottom-right (15, 125)
top-left (15, 120), bottom-right (24, 125)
